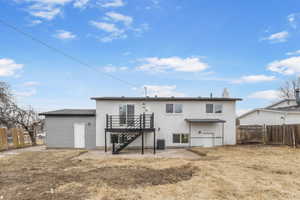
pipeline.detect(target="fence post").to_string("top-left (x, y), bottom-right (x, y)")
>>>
top-left (18, 129), bottom-right (25, 147)
top-left (0, 128), bottom-right (8, 150)
top-left (12, 128), bottom-right (20, 148)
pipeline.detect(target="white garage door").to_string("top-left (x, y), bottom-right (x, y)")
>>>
top-left (74, 123), bottom-right (85, 148)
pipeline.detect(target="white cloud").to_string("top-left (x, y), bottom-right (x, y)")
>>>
top-left (30, 20), bottom-right (42, 25)
top-left (122, 51), bottom-right (131, 56)
top-left (103, 66), bottom-right (128, 72)
top-left (233, 75), bottom-right (276, 84)
top-left (25, 0), bottom-right (73, 4)
top-left (54, 30), bottom-right (76, 40)
top-left (267, 56), bottom-right (300, 75)
top-left (73, 0), bottom-right (89, 8)
top-left (15, 89), bottom-right (37, 97)
top-left (248, 90), bottom-right (280, 100)
top-left (137, 57), bottom-right (209, 72)
top-left (90, 21), bottom-right (121, 33)
top-left (144, 85), bottom-right (185, 97)
top-left (89, 21), bottom-right (126, 42)
top-left (18, 0), bottom-right (80, 21)
top-left (263, 31), bottom-right (289, 43)
top-left (23, 81), bottom-right (40, 87)
top-left (100, 0), bottom-right (124, 8)
top-left (105, 12), bottom-right (133, 26)
top-left (288, 13), bottom-right (300, 29)
top-left (29, 7), bottom-right (61, 20)
top-left (286, 50), bottom-right (300, 56)
top-left (0, 58), bottom-right (23, 77)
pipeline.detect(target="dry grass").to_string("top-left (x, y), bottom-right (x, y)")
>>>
top-left (1, 145), bottom-right (300, 200)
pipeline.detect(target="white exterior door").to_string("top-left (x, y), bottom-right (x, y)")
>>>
top-left (74, 123), bottom-right (85, 148)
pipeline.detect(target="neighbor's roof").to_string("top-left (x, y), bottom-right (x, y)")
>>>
top-left (267, 105), bottom-right (300, 112)
top-left (265, 99), bottom-right (295, 109)
top-left (237, 98), bottom-right (297, 119)
top-left (185, 118), bottom-right (226, 123)
top-left (91, 96), bottom-right (242, 101)
top-left (39, 109), bottom-right (96, 116)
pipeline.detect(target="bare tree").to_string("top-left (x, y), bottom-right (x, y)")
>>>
top-left (13, 106), bottom-right (42, 145)
top-left (0, 82), bottom-right (16, 128)
top-left (0, 82), bottom-right (42, 145)
top-left (279, 79), bottom-right (298, 99)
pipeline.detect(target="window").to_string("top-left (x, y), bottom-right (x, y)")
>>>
top-left (166, 104), bottom-right (173, 113)
top-left (206, 104), bottom-right (223, 113)
top-left (173, 134), bottom-right (189, 144)
top-left (119, 104), bottom-right (135, 125)
top-left (173, 134), bottom-right (181, 143)
top-left (181, 134), bottom-right (189, 143)
top-left (175, 104), bottom-right (183, 113)
top-left (166, 104), bottom-right (183, 114)
top-left (206, 104), bottom-right (213, 113)
top-left (215, 104), bottom-right (223, 113)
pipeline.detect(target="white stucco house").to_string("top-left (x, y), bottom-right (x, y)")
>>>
top-left (41, 95), bottom-right (242, 153)
top-left (237, 96), bottom-right (300, 126)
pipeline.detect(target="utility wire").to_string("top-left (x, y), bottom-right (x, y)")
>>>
top-left (0, 18), bottom-right (139, 88)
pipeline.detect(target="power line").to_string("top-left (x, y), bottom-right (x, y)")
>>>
top-left (0, 18), bottom-right (139, 88)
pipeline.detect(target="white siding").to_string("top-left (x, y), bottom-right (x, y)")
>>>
top-left (239, 110), bottom-right (285, 125)
top-left (96, 100), bottom-right (237, 148)
top-left (239, 110), bottom-right (300, 125)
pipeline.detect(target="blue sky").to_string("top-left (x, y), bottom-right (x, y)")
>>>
top-left (1, 0), bottom-right (300, 114)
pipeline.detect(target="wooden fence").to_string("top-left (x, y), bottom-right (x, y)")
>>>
top-left (237, 124), bottom-right (300, 148)
top-left (236, 125), bottom-right (265, 144)
top-left (0, 128), bottom-right (32, 151)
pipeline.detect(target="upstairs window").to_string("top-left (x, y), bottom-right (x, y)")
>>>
top-left (166, 104), bottom-right (183, 114)
top-left (215, 104), bottom-right (223, 113)
top-left (206, 104), bottom-right (214, 113)
top-left (206, 104), bottom-right (223, 113)
top-left (166, 104), bottom-right (173, 113)
top-left (175, 104), bottom-right (183, 113)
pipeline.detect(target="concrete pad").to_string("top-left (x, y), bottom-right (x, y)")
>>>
top-left (78, 148), bottom-right (200, 160)
top-left (0, 146), bottom-right (46, 158)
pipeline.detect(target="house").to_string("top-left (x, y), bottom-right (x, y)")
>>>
top-left (237, 89), bottom-right (300, 125)
top-left (40, 95), bottom-right (241, 153)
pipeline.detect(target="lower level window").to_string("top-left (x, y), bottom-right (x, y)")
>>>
top-left (173, 133), bottom-right (189, 144)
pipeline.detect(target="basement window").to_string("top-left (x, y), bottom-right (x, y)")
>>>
top-left (173, 133), bottom-right (189, 144)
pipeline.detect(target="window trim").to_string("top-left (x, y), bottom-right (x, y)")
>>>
top-left (206, 103), bottom-right (223, 114)
top-left (166, 104), bottom-right (183, 114)
top-left (172, 133), bottom-right (189, 144)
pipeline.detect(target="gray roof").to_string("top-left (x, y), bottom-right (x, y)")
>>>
top-left (91, 96), bottom-right (242, 101)
top-left (267, 105), bottom-right (300, 112)
top-left (265, 99), bottom-right (295, 109)
top-left (185, 118), bottom-right (226, 123)
top-left (39, 109), bottom-right (96, 116)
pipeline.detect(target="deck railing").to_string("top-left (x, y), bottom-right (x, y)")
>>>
top-left (106, 113), bottom-right (154, 130)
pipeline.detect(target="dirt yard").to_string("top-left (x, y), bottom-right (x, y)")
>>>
top-left (1, 145), bottom-right (300, 200)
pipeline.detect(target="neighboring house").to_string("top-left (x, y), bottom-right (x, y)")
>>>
top-left (237, 90), bottom-right (300, 125)
top-left (40, 95), bottom-right (241, 153)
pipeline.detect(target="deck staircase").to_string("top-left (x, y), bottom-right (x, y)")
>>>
top-left (111, 132), bottom-right (142, 154)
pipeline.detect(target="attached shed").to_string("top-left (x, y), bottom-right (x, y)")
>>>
top-left (39, 109), bottom-right (96, 149)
